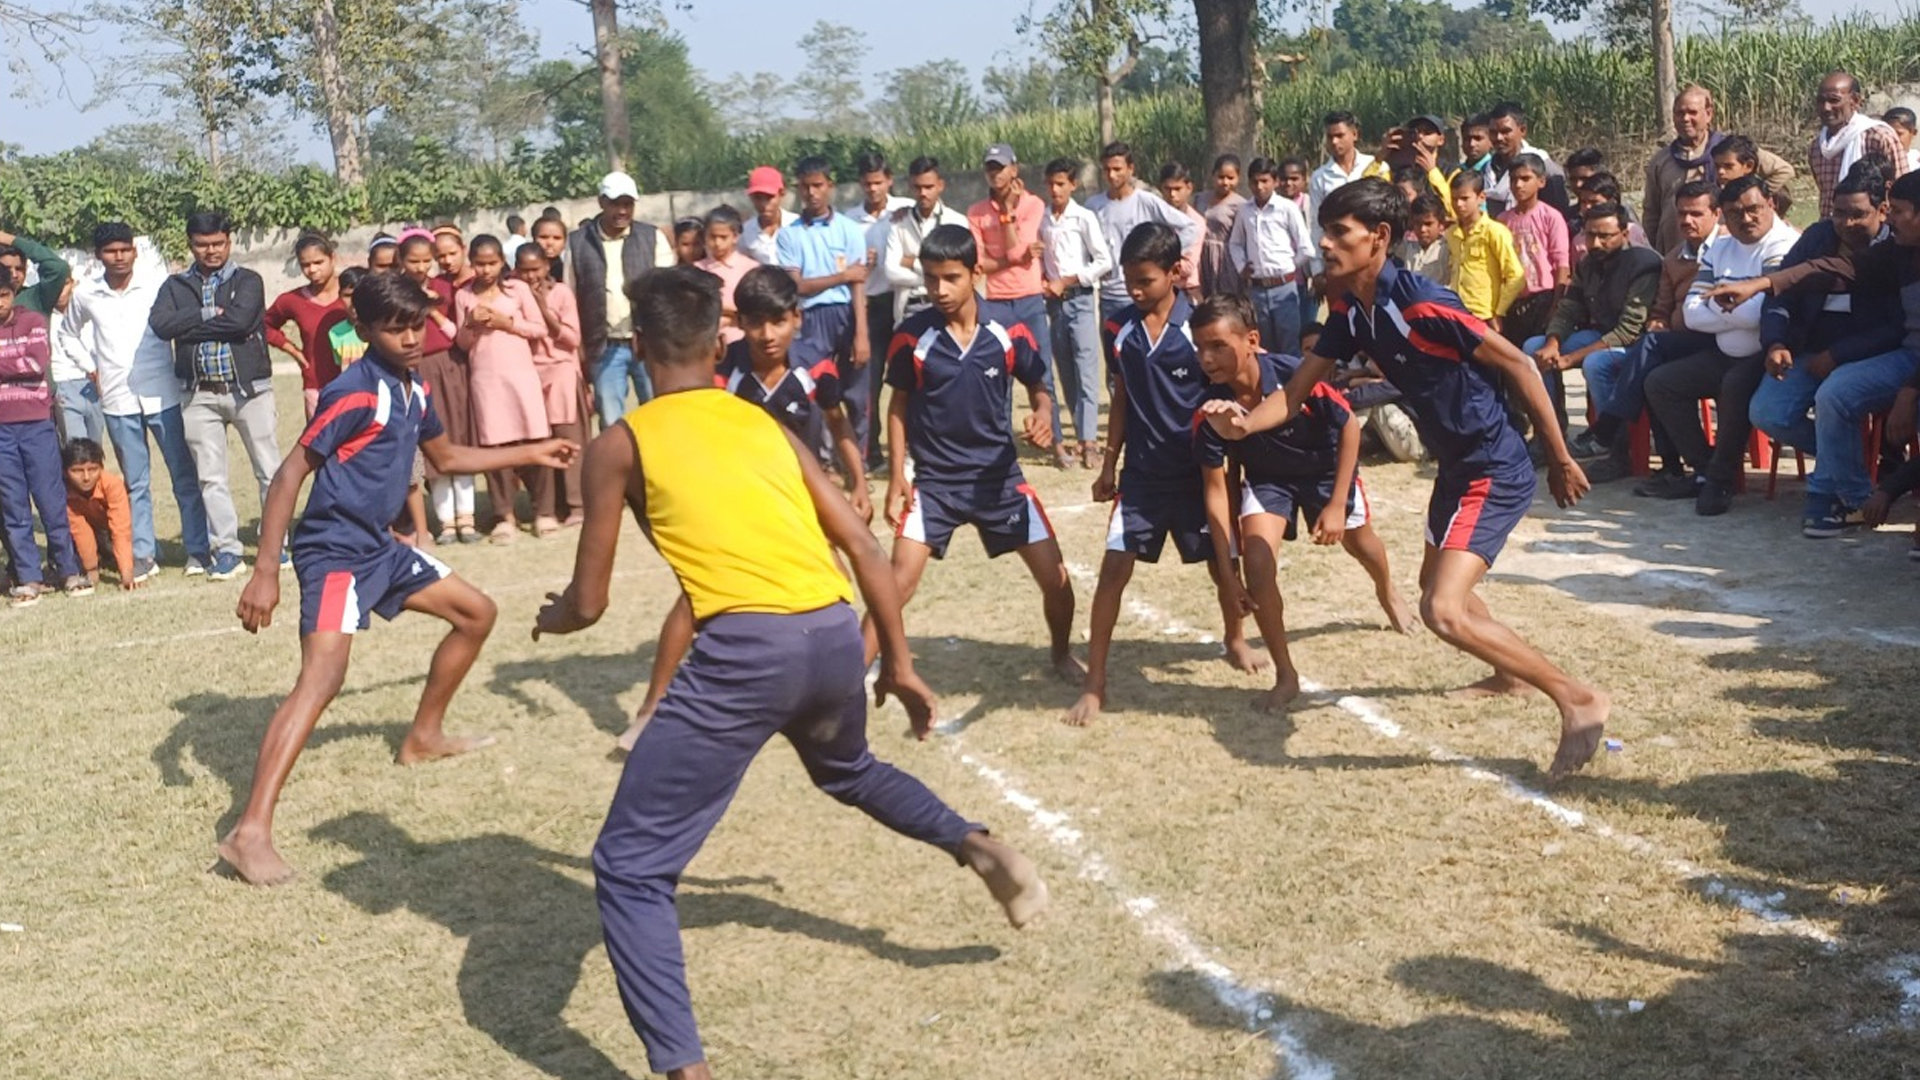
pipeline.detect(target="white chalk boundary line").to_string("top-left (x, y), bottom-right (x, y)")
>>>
top-left (1057, 559), bottom-right (1838, 947)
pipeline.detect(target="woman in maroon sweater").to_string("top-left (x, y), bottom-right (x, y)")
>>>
top-left (265, 234), bottom-right (347, 420)
top-left (400, 231), bottom-right (481, 542)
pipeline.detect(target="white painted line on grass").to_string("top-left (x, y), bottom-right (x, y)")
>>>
top-left (1061, 559), bottom-right (1838, 946)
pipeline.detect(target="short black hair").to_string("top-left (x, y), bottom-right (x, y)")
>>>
top-left (1322, 110), bottom-right (1360, 133)
top-left (1488, 101), bottom-right (1529, 129)
top-left (353, 269), bottom-right (435, 327)
top-left (1891, 170), bottom-right (1920, 206)
top-left (506, 214), bottom-right (526, 232)
top-left (1576, 171), bottom-right (1623, 202)
top-left (919, 223), bottom-right (976, 267)
top-left (337, 266), bottom-right (368, 292)
top-left (62, 437), bottom-right (105, 468)
top-left (185, 210), bottom-right (232, 237)
top-left (1389, 164), bottom-right (1427, 188)
top-left (1247, 156), bottom-right (1281, 180)
top-left (907, 155), bottom-right (941, 178)
top-left (1450, 169), bottom-right (1486, 193)
top-left (1408, 192), bottom-right (1447, 222)
top-left (1119, 221), bottom-right (1182, 270)
top-left (1581, 201), bottom-right (1627, 229)
top-left (1100, 141), bottom-right (1135, 166)
top-left (1835, 160), bottom-right (1890, 205)
top-left (794, 154), bottom-right (832, 181)
top-left (733, 264), bottom-right (799, 323)
top-left (0, 266), bottom-right (14, 292)
top-left (514, 242), bottom-right (549, 266)
top-left (93, 221), bottom-right (135, 251)
top-left (1318, 177), bottom-right (1407, 238)
top-left (1211, 153), bottom-right (1242, 174)
top-left (1043, 157), bottom-right (1079, 180)
top-left (705, 204), bottom-right (744, 232)
top-left (1510, 152), bottom-right (1548, 178)
top-left (541, 206), bottom-right (563, 220)
top-left (1278, 156), bottom-right (1308, 175)
top-left (1461, 112), bottom-right (1491, 135)
top-left (1718, 173), bottom-right (1771, 207)
top-left (294, 232), bottom-right (333, 257)
top-left (855, 150), bottom-right (890, 177)
top-left (1564, 147), bottom-right (1606, 172)
top-left (1158, 161), bottom-right (1191, 184)
top-left (1189, 293), bottom-right (1256, 335)
top-left (1712, 134), bottom-right (1759, 168)
top-left (626, 265), bottom-right (722, 365)
top-left (1886, 107), bottom-right (1918, 132)
top-left (1674, 179), bottom-right (1717, 205)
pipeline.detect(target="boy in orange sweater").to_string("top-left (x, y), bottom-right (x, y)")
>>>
top-left (63, 437), bottom-right (140, 589)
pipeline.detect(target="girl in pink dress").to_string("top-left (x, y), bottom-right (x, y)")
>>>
top-left (454, 234), bottom-right (552, 542)
top-left (513, 243), bottom-right (585, 532)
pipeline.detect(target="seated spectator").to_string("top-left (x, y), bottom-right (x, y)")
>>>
top-left (1523, 201), bottom-right (1663, 433)
top-left (1396, 193), bottom-right (1450, 284)
top-left (1641, 175), bottom-right (1800, 516)
top-left (1570, 172), bottom-right (1650, 266)
top-left (1886, 107), bottom-right (1920, 173)
top-left (0, 266), bottom-right (85, 604)
top-left (1496, 152), bottom-right (1571, 348)
top-left (1861, 372), bottom-right (1920, 558)
top-left (1563, 147), bottom-right (1607, 229)
top-left (1445, 170), bottom-right (1525, 331)
top-left (1713, 135), bottom-right (1795, 219)
top-left (62, 437), bottom-right (136, 589)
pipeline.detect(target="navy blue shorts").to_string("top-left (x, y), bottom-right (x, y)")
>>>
top-left (897, 473), bottom-right (1054, 560)
top-left (792, 302), bottom-right (855, 369)
top-left (296, 542), bottom-right (451, 635)
top-left (1105, 481), bottom-right (1211, 564)
top-left (1424, 462), bottom-right (1536, 566)
top-left (1240, 471), bottom-right (1371, 541)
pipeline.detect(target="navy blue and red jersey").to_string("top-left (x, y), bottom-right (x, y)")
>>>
top-left (1197, 352), bottom-right (1352, 481)
top-left (885, 308), bottom-right (1048, 487)
top-left (716, 339), bottom-right (838, 454)
top-left (293, 352), bottom-right (444, 561)
top-left (1315, 260), bottom-right (1528, 473)
top-left (1103, 294), bottom-right (1210, 487)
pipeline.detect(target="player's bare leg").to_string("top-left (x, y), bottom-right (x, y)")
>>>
top-left (861, 538), bottom-right (933, 667)
top-left (216, 633), bottom-right (353, 885)
top-left (1239, 514), bottom-right (1301, 712)
top-left (395, 576), bottom-right (500, 765)
top-left (1418, 545), bottom-right (1529, 696)
top-left (1064, 549), bottom-right (1130, 726)
top-left (1341, 523), bottom-right (1417, 634)
top-left (1208, 558), bottom-right (1269, 673)
top-left (962, 831), bottom-right (1050, 928)
top-left (1419, 546), bottom-right (1610, 778)
top-left (1017, 537), bottom-right (1084, 684)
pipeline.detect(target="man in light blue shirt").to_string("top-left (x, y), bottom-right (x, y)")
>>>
top-left (777, 156), bottom-right (871, 393)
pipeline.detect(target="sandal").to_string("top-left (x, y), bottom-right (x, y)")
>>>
top-left (534, 516), bottom-right (561, 538)
top-left (435, 528), bottom-right (456, 546)
top-left (489, 521), bottom-right (519, 544)
top-left (456, 516), bottom-right (481, 544)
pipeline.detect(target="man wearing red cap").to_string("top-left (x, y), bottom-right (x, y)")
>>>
top-left (745, 166), bottom-right (799, 267)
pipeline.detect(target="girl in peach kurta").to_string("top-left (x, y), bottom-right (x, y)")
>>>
top-left (454, 235), bottom-right (552, 542)
top-left (513, 242), bottom-right (586, 533)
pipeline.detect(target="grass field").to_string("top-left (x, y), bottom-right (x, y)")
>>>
top-left (4, 366), bottom-right (1919, 1079)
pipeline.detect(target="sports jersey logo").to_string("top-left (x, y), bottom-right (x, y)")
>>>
top-left (1171, 366), bottom-right (1190, 378)
top-left (982, 366), bottom-right (1001, 379)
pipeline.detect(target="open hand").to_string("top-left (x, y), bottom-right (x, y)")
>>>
top-left (1199, 398), bottom-right (1251, 441)
top-left (875, 664), bottom-right (938, 740)
top-left (1548, 457), bottom-right (1591, 508)
top-left (1704, 279), bottom-right (1766, 310)
top-left (1311, 503), bottom-right (1346, 545)
top-left (532, 588), bottom-right (595, 639)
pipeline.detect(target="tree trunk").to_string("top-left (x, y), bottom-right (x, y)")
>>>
top-left (311, 0), bottom-right (364, 185)
top-left (1194, 0), bottom-right (1259, 165)
top-left (591, 0), bottom-right (631, 172)
top-left (1097, 75), bottom-right (1118, 149)
top-left (1651, 0), bottom-right (1678, 137)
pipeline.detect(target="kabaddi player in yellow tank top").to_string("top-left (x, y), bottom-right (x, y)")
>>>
top-left (534, 266), bottom-right (1047, 1080)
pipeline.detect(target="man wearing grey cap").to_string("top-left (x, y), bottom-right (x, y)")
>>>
top-left (967, 143), bottom-right (1068, 465)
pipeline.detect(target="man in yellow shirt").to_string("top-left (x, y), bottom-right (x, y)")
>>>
top-left (535, 265), bottom-right (1047, 1080)
top-left (1445, 171), bottom-right (1526, 332)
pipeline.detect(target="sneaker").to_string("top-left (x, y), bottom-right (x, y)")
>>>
top-left (1802, 499), bottom-right (1865, 539)
top-left (132, 557), bottom-right (158, 584)
top-left (1584, 450), bottom-right (1632, 484)
top-left (1695, 479), bottom-right (1735, 517)
top-left (207, 552), bottom-right (242, 581)
top-left (1568, 430), bottom-right (1612, 460)
top-left (8, 583), bottom-right (44, 608)
top-left (184, 559), bottom-right (209, 578)
top-left (1634, 471), bottom-right (1699, 499)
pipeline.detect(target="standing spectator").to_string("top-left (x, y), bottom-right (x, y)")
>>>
top-left (0, 266), bottom-right (84, 603)
top-left (326, 267), bottom-right (369, 371)
top-left (694, 205), bottom-right (756, 346)
top-left (66, 222), bottom-right (207, 580)
top-left (1156, 162), bottom-right (1208, 301)
top-left (1569, 172), bottom-right (1650, 267)
top-left (883, 156), bottom-right (968, 322)
top-left (148, 210), bottom-right (280, 580)
top-left (1040, 156), bottom-right (1113, 468)
top-left (49, 279), bottom-right (105, 444)
top-left (779, 156), bottom-right (873, 465)
top-left (1227, 156), bottom-right (1313, 356)
top-left (844, 151), bottom-right (914, 469)
top-left (968, 143), bottom-right (1065, 463)
top-left (1085, 141), bottom-right (1201, 311)
top-left (515, 243), bottom-right (587, 530)
top-left (1641, 89), bottom-right (1795, 254)
top-left (1809, 71), bottom-right (1909, 218)
top-left (502, 214), bottom-right (530, 265)
top-left (532, 217), bottom-right (569, 283)
top-left (1445, 171), bottom-right (1526, 330)
top-left (62, 437), bottom-right (135, 589)
top-left (1308, 112), bottom-right (1387, 251)
top-left (1712, 135), bottom-right (1797, 218)
top-left (744, 166), bottom-right (798, 266)
top-left (1197, 154), bottom-right (1246, 298)
top-left (567, 170), bottom-right (671, 429)
top-left (400, 232), bottom-right (477, 543)
top-left (264, 234), bottom-right (346, 421)
top-left (670, 217), bottom-right (706, 266)
top-left (455, 235), bottom-right (553, 541)
top-left (433, 226), bottom-right (474, 290)
top-left (1456, 114), bottom-right (1493, 181)
top-left (1642, 176), bottom-right (1800, 515)
top-left (366, 234), bottom-right (399, 274)
top-left (1397, 193), bottom-right (1452, 284)
top-left (1482, 102), bottom-right (1570, 218)
top-left (1522, 202), bottom-right (1663, 433)
top-left (1498, 153), bottom-right (1573, 352)
top-left (1885, 108), bottom-right (1920, 172)
top-left (0, 227), bottom-right (71, 315)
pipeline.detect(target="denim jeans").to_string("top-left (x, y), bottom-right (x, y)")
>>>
top-left (0, 418), bottom-right (80, 585)
top-left (1047, 290), bottom-right (1101, 444)
top-left (1250, 283), bottom-right (1304, 356)
top-left (106, 407), bottom-right (211, 567)
top-left (1521, 329), bottom-right (1603, 432)
top-left (593, 341), bottom-right (653, 431)
top-left (56, 379), bottom-right (106, 446)
top-left (981, 294), bottom-right (1062, 446)
top-left (1751, 348), bottom-right (1919, 504)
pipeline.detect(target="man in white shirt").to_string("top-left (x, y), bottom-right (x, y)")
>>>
top-left (844, 151), bottom-right (916, 467)
top-left (1308, 111), bottom-right (1383, 252)
top-left (49, 280), bottom-right (105, 444)
top-left (1227, 156), bottom-right (1314, 356)
top-left (744, 166), bottom-right (800, 266)
top-left (1040, 157), bottom-right (1115, 466)
top-left (1642, 175), bottom-right (1801, 516)
top-left (1084, 141), bottom-right (1200, 309)
top-left (64, 222), bottom-right (210, 580)
top-left (882, 156), bottom-right (968, 322)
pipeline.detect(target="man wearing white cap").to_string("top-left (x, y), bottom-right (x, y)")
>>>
top-left (567, 170), bottom-right (673, 429)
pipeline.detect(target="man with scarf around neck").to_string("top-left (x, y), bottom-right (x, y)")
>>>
top-left (1642, 88), bottom-right (1797, 256)
top-left (1809, 71), bottom-right (1910, 219)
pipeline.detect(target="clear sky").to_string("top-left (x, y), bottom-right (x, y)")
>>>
top-left (3, 0), bottom-right (1881, 160)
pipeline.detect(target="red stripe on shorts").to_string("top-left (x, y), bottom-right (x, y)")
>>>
top-left (1017, 482), bottom-right (1055, 540)
top-left (315, 570), bottom-right (354, 633)
top-left (1441, 476), bottom-right (1493, 551)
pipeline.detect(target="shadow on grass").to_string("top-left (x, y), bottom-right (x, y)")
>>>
top-left (310, 811), bottom-right (998, 1080)
top-left (490, 645), bottom-right (654, 739)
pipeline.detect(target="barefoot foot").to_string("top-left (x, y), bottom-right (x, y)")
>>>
top-left (1257, 671), bottom-right (1302, 713)
top-left (1224, 638), bottom-right (1271, 675)
top-left (963, 833), bottom-right (1050, 929)
top-left (397, 732), bottom-right (497, 766)
top-left (215, 828), bottom-right (296, 887)
top-left (1549, 690), bottom-right (1611, 780)
top-left (1063, 689), bottom-right (1103, 728)
top-left (1380, 590), bottom-right (1419, 635)
top-left (1051, 651), bottom-right (1088, 685)
top-left (1447, 672), bottom-right (1534, 700)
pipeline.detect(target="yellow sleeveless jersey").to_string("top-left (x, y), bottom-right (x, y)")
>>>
top-left (625, 390), bottom-right (854, 622)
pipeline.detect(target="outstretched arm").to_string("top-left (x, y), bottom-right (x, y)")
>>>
top-left (534, 427), bottom-right (635, 636)
top-left (422, 432), bottom-right (576, 478)
top-left (1206, 351), bottom-right (1337, 439)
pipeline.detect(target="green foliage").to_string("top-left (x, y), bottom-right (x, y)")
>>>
top-left (537, 28), bottom-right (728, 192)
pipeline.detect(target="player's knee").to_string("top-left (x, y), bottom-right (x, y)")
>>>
top-left (1419, 590), bottom-right (1470, 642)
top-left (1242, 539), bottom-right (1278, 581)
top-left (461, 592), bottom-right (498, 637)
